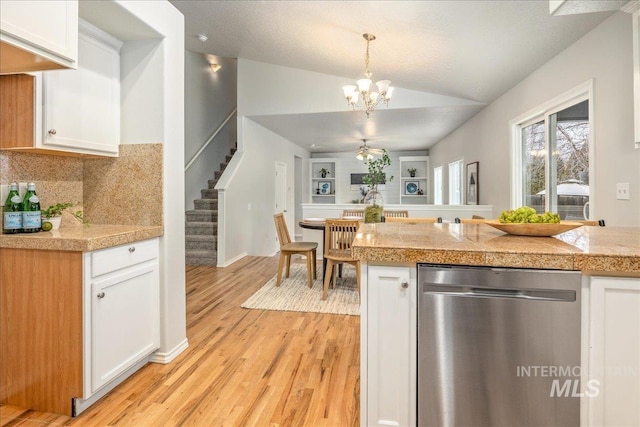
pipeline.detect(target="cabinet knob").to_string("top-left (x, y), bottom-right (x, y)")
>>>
top-left (401, 281), bottom-right (409, 289)
top-left (128, 247), bottom-right (135, 253)
top-left (48, 129), bottom-right (57, 135)
top-left (97, 292), bottom-right (105, 299)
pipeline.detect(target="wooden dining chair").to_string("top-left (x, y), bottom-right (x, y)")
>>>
top-left (383, 210), bottom-right (409, 218)
top-left (385, 217), bottom-right (439, 223)
top-left (323, 219), bottom-right (361, 301)
top-left (273, 213), bottom-right (317, 288)
top-left (342, 209), bottom-right (365, 218)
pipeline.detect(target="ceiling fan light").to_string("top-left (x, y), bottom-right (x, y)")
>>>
top-left (357, 78), bottom-right (372, 93)
top-left (356, 152), bottom-right (364, 161)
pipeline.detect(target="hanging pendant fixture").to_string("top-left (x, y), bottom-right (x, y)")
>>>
top-left (342, 33), bottom-right (393, 119)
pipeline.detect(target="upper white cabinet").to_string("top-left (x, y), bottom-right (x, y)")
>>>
top-left (0, 0), bottom-right (78, 73)
top-left (399, 156), bottom-right (429, 204)
top-left (0, 20), bottom-right (121, 157)
top-left (41, 20), bottom-right (122, 156)
top-left (633, 10), bottom-right (640, 148)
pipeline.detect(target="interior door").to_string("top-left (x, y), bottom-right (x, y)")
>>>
top-left (275, 161), bottom-right (287, 215)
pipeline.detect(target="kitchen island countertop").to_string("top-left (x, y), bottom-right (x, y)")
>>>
top-left (351, 222), bottom-right (640, 274)
top-left (0, 224), bottom-right (163, 252)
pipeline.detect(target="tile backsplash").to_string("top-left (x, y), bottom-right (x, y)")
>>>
top-left (0, 144), bottom-right (163, 226)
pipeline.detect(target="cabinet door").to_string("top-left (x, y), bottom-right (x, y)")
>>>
top-left (587, 276), bottom-right (640, 426)
top-left (90, 262), bottom-right (159, 393)
top-left (0, 0), bottom-right (78, 72)
top-left (367, 265), bottom-right (416, 427)
top-left (42, 24), bottom-right (120, 156)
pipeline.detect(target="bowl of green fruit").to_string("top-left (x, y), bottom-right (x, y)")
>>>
top-left (486, 206), bottom-right (583, 236)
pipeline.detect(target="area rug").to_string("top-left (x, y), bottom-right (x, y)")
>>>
top-left (241, 263), bottom-right (360, 316)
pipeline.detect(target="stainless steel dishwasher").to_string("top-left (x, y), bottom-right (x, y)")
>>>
top-left (418, 264), bottom-right (582, 427)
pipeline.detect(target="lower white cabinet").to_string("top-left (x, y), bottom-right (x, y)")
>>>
top-left (76, 238), bottom-right (160, 414)
top-left (585, 276), bottom-right (640, 427)
top-left (365, 265), bottom-right (416, 427)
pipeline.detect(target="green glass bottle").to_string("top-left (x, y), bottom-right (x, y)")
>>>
top-left (3, 182), bottom-right (22, 234)
top-left (21, 182), bottom-right (41, 233)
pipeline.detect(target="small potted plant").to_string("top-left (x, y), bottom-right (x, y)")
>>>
top-left (41, 202), bottom-right (89, 230)
top-left (407, 167), bottom-right (417, 177)
top-left (319, 168), bottom-right (331, 178)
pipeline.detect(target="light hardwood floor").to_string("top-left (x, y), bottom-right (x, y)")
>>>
top-left (0, 256), bottom-right (360, 426)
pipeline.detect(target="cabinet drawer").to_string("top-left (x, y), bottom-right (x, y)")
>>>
top-left (91, 239), bottom-right (158, 277)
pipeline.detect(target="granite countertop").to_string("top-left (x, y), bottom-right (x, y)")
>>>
top-left (351, 222), bottom-right (640, 275)
top-left (0, 224), bottom-right (164, 252)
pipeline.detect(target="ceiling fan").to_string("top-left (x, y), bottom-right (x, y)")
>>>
top-left (356, 139), bottom-right (384, 160)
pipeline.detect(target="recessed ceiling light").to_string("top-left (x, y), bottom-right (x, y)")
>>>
top-left (197, 34), bottom-right (208, 42)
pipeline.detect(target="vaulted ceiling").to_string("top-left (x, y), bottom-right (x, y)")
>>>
top-left (170, 0), bottom-right (618, 153)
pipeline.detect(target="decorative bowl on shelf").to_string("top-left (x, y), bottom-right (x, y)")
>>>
top-left (484, 220), bottom-right (583, 237)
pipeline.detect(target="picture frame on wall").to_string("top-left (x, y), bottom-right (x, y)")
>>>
top-left (405, 181), bottom-right (420, 195)
top-left (318, 181), bottom-right (332, 195)
top-left (466, 162), bottom-right (479, 205)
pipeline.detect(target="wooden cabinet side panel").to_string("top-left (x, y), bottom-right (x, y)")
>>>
top-left (0, 248), bottom-right (83, 415)
top-left (0, 74), bottom-right (34, 149)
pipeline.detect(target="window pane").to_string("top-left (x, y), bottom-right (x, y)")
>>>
top-left (449, 160), bottom-right (463, 205)
top-left (522, 120), bottom-right (545, 213)
top-left (434, 166), bottom-right (443, 205)
top-left (550, 100), bottom-right (589, 220)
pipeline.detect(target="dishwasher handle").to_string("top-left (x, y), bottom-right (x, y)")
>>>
top-left (422, 283), bottom-right (575, 302)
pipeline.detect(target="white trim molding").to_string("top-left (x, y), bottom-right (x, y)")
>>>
top-left (509, 79), bottom-right (595, 215)
top-left (149, 338), bottom-right (189, 364)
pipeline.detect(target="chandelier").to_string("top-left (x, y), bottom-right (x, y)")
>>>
top-left (342, 33), bottom-right (393, 118)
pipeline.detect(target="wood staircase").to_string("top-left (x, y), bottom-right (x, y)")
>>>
top-left (185, 146), bottom-right (236, 266)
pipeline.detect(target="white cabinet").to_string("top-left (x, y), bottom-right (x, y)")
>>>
top-left (399, 156), bottom-right (429, 204)
top-left (633, 10), bottom-right (640, 148)
top-left (0, 0), bottom-right (78, 73)
top-left (310, 158), bottom-right (337, 204)
top-left (0, 20), bottom-right (121, 157)
top-left (77, 238), bottom-right (160, 414)
top-left (40, 20), bottom-right (121, 156)
top-left (585, 276), bottom-right (640, 427)
top-left (364, 265), bottom-right (416, 427)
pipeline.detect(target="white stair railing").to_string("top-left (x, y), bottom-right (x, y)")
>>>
top-left (184, 108), bottom-right (237, 172)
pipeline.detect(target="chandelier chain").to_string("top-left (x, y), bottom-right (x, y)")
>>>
top-left (365, 38), bottom-right (371, 78)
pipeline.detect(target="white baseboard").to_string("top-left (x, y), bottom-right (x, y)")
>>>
top-left (149, 338), bottom-right (189, 364)
top-left (217, 251), bottom-right (247, 267)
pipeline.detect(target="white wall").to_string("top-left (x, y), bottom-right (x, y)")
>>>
top-left (113, 0), bottom-right (187, 360)
top-left (429, 11), bottom-right (639, 227)
top-left (184, 52), bottom-right (237, 210)
top-left (217, 117), bottom-right (310, 265)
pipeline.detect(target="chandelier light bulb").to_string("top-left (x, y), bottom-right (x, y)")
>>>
top-left (343, 33), bottom-right (392, 118)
